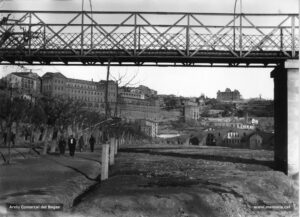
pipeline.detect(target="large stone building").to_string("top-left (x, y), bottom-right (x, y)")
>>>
top-left (200, 117), bottom-right (256, 130)
top-left (5, 71), bottom-right (41, 96)
top-left (118, 86), bottom-right (159, 122)
top-left (132, 85), bottom-right (157, 97)
top-left (217, 88), bottom-right (241, 101)
top-left (41, 72), bottom-right (117, 114)
top-left (119, 87), bottom-right (145, 100)
top-left (139, 119), bottom-right (158, 138)
top-left (182, 99), bottom-right (203, 121)
top-left (248, 132), bottom-right (274, 149)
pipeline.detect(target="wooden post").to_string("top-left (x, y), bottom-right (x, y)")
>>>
top-left (114, 138), bottom-right (118, 155)
top-left (101, 144), bottom-right (109, 181)
top-left (33, 129), bottom-right (40, 144)
top-left (109, 138), bottom-right (115, 166)
top-left (42, 127), bottom-right (52, 155)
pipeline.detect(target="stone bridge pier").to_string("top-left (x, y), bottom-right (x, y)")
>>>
top-left (272, 59), bottom-right (299, 176)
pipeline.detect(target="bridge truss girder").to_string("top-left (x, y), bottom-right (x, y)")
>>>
top-left (0, 10), bottom-right (298, 67)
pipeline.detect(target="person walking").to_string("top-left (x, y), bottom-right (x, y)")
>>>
top-left (89, 135), bottom-right (95, 152)
top-left (78, 135), bottom-right (84, 152)
top-left (58, 136), bottom-right (66, 155)
top-left (68, 135), bottom-right (76, 157)
top-left (11, 133), bottom-right (15, 147)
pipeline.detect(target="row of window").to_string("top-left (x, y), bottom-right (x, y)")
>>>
top-left (51, 86), bottom-right (117, 97)
top-left (224, 139), bottom-right (241, 144)
top-left (66, 88), bottom-right (103, 95)
top-left (68, 94), bottom-right (116, 103)
top-left (66, 82), bottom-right (96, 90)
top-left (21, 83), bottom-right (33, 89)
top-left (66, 82), bottom-right (116, 90)
top-left (55, 86), bottom-right (64, 91)
top-left (227, 132), bottom-right (240, 138)
top-left (22, 79), bottom-right (34, 84)
top-left (121, 92), bottom-right (143, 98)
top-left (54, 79), bottom-right (64, 84)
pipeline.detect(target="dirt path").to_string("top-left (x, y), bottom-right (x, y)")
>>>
top-left (0, 149), bottom-right (102, 217)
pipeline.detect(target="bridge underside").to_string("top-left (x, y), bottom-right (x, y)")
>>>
top-left (0, 50), bottom-right (297, 67)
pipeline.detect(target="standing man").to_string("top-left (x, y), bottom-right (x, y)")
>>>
top-left (89, 135), bottom-right (95, 152)
top-left (68, 135), bottom-right (76, 157)
top-left (58, 136), bottom-right (66, 155)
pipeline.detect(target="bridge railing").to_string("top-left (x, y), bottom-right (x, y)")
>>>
top-left (0, 11), bottom-right (298, 64)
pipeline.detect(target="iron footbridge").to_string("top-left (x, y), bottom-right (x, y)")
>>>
top-left (0, 10), bottom-right (298, 67)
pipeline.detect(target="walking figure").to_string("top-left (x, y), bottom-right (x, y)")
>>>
top-left (58, 136), bottom-right (66, 155)
top-left (78, 135), bottom-right (84, 152)
top-left (68, 135), bottom-right (76, 157)
top-left (89, 135), bottom-right (95, 152)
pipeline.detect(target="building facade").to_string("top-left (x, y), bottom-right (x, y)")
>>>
top-left (41, 72), bottom-right (117, 114)
top-left (133, 85), bottom-right (157, 97)
top-left (118, 87), bottom-right (159, 122)
top-left (217, 88), bottom-right (241, 101)
top-left (248, 132), bottom-right (274, 149)
top-left (139, 119), bottom-right (158, 138)
top-left (119, 87), bottom-right (145, 99)
top-left (249, 133), bottom-right (263, 149)
top-left (182, 99), bottom-right (202, 121)
top-left (5, 72), bottom-right (41, 96)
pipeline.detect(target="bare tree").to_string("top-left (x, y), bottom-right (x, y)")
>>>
top-left (110, 68), bottom-right (141, 117)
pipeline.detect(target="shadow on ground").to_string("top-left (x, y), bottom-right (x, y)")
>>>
top-left (120, 147), bottom-right (274, 169)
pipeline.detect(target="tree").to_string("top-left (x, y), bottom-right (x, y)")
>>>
top-left (236, 109), bottom-right (245, 117)
top-left (110, 68), bottom-right (140, 117)
top-left (163, 97), bottom-right (179, 110)
top-left (0, 85), bottom-right (33, 163)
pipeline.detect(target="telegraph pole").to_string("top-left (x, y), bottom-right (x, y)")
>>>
top-left (7, 84), bottom-right (13, 164)
top-left (105, 61), bottom-right (110, 119)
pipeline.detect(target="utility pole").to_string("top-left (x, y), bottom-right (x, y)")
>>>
top-left (7, 84), bottom-right (13, 164)
top-left (105, 61), bottom-right (110, 119)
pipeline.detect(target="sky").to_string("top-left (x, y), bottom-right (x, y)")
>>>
top-left (0, 0), bottom-right (299, 99)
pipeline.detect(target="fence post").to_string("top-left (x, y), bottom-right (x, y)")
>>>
top-left (109, 138), bottom-right (115, 166)
top-left (101, 143), bottom-right (109, 181)
top-left (114, 138), bottom-right (118, 155)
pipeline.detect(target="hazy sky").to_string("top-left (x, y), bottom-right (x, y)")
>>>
top-left (0, 0), bottom-right (298, 99)
top-left (1, 0), bottom-right (298, 13)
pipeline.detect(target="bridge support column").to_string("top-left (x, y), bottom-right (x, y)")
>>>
top-left (272, 60), bottom-right (299, 176)
top-left (286, 60), bottom-right (299, 176)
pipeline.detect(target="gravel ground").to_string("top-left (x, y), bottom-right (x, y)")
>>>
top-left (72, 145), bottom-right (298, 217)
top-left (0, 145), bottom-right (298, 217)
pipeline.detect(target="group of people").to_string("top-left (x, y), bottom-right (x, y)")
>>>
top-left (1, 132), bottom-right (16, 146)
top-left (58, 134), bottom-right (96, 157)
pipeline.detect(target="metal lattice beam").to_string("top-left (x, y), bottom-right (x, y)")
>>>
top-left (0, 10), bottom-right (298, 67)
